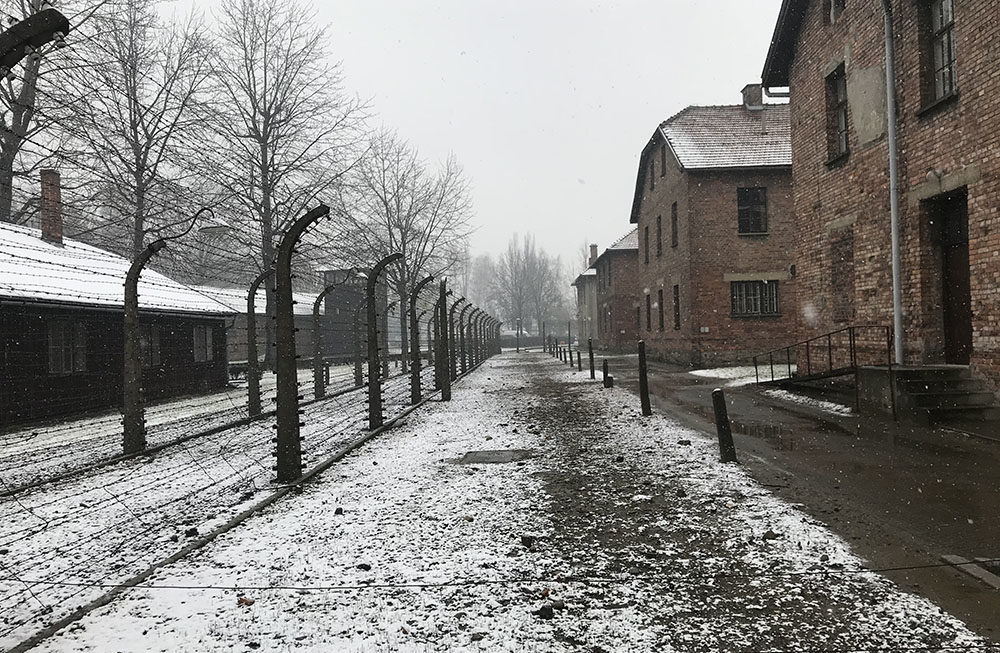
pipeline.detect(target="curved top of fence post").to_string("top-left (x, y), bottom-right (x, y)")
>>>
top-left (277, 204), bottom-right (329, 271)
top-left (409, 275), bottom-right (435, 315)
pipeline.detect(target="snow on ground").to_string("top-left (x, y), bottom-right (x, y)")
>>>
top-left (762, 388), bottom-right (854, 416)
top-left (0, 368), bottom-right (433, 651)
top-left (28, 354), bottom-right (989, 652)
top-left (0, 366), bottom-right (356, 490)
top-left (689, 364), bottom-right (797, 387)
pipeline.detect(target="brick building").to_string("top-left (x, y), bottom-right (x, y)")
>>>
top-left (629, 86), bottom-right (797, 365)
top-left (572, 244), bottom-right (599, 345)
top-left (762, 0), bottom-right (1000, 387)
top-left (593, 229), bottom-right (640, 351)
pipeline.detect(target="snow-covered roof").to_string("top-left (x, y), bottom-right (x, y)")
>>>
top-left (192, 285), bottom-right (324, 317)
top-left (659, 104), bottom-right (791, 170)
top-left (607, 227), bottom-right (639, 251)
top-left (0, 222), bottom-right (232, 316)
top-left (572, 267), bottom-right (597, 287)
top-left (592, 228), bottom-right (639, 268)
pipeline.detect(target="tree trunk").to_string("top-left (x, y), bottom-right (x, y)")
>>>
top-left (398, 282), bottom-right (409, 374)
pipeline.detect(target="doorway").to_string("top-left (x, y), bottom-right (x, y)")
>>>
top-left (933, 189), bottom-right (972, 365)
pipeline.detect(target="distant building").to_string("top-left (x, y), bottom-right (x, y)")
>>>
top-left (572, 244), bottom-right (599, 345)
top-left (593, 228), bottom-right (640, 351)
top-left (0, 220), bottom-right (231, 426)
top-left (762, 0), bottom-right (1000, 385)
top-left (629, 85), bottom-right (796, 365)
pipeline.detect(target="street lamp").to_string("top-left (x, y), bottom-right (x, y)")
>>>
top-left (123, 208), bottom-right (227, 455)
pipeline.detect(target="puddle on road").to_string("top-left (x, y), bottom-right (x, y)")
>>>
top-left (731, 420), bottom-right (799, 451)
top-left (450, 449), bottom-right (535, 465)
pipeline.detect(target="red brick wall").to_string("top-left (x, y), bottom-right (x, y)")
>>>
top-left (633, 134), bottom-right (797, 365)
top-left (595, 249), bottom-right (640, 351)
top-left (785, 0), bottom-right (1000, 386)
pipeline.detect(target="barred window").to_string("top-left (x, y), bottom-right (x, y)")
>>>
top-left (826, 65), bottom-right (848, 159)
top-left (929, 0), bottom-right (956, 100)
top-left (645, 294), bottom-right (651, 331)
top-left (672, 285), bottom-right (681, 330)
top-left (48, 321), bottom-right (87, 374)
top-left (737, 187), bottom-right (768, 234)
top-left (657, 288), bottom-right (664, 331)
top-left (731, 280), bottom-right (780, 317)
top-left (671, 203), bottom-right (678, 247)
top-left (644, 226), bottom-right (650, 264)
top-left (656, 215), bottom-right (662, 257)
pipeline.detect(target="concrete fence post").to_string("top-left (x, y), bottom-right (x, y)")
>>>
top-left (712, 388), bottom-right (739, 463)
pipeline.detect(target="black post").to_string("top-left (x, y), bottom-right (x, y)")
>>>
top-left (438, 282), bottom-right (452, 401)
top-left (638, 340), bottom-right (652, 416)
top-left (577, 350), bottom-right (582, 371)
top-left (449, 298), bottom-right (464, 381)
top-left (588, 337), bottom-right (595, 379)
top-left (459, 304), bottom-right (472, 375)
top-left (367, 253), bottom-right (404, 430)
top-left (712, 388), bottom-right (739, 463)
top-left (602, 359), bottom-right (612, 388)
top-left (541, 322), bottom-right (545, 353)
top-left (246, 268), bottom-right (274, 418)
top-left (410, 275), bottom-right (434, 405)
top-left (275, 204), bottom-right (329, 482)
top-left (352, 299), bottom-right (365, 387)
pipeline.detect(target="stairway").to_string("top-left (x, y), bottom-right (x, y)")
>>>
top-left (895, 366), bottom-right (1000, 426)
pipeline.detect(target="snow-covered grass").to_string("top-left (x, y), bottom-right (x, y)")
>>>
top-left (763, 387), bottom-right (853, 416)
top-left (0, 366), bottom-right (357, 490)
top-left (689, 364), bottom-right (797, 387)
top-left (24, 354), bottom-right (986, 652)
top-left (0, 368), bottom-right (433, 651)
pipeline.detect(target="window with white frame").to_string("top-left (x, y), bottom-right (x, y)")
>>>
top-left (730, 280), bottom-right (780, 317)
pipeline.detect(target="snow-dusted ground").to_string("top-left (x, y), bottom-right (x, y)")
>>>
top-left (762, 387), bottom-right (853, 416)
top-left (0, 367), bottom-right (433, 651)
top-left (25, 354), bottom-right (990, 652)
top-left (0, 366), bottom-right (357, 491)
top-left (689, 364), bottom-right (797, 386)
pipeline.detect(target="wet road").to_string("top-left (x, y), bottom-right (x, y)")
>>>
top-left (592, 350), bottom-right (1000, 640)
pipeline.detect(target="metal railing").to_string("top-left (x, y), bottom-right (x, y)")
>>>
top-left (751, 324), bottom-right (895, 416)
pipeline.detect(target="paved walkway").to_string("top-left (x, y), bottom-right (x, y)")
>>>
top-left (30, 353), bottom-right (994, 652)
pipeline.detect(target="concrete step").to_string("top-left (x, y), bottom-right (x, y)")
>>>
top-left (927, 405), bottom-right (1000, 424)
top-left (909, 391), bottom-right (998, 409)
top-left (898, 378), bottom-right (985, 394)
top-left (893, 366), bottom-right (972, 382)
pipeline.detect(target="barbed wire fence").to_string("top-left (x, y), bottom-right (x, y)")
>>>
top-left (0, 201), bottom-right (500, 649)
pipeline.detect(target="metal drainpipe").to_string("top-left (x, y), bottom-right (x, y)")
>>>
top-left (882, 0), bottom-right (904, 364)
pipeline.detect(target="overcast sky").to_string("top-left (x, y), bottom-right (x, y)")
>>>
top-left (199, 1), bottom-right (785, 274)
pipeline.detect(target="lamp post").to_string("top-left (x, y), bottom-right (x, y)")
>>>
top-left (122, 208), bottom-right (225, 455)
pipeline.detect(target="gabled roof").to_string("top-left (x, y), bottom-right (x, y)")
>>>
top-left (593, 228), bottom-right (638, 267)
top-left (0, 222), bottom-right (232, 315)
top-left (660, 104), bottom-right (791, 170)
top-left (572, 267), bottom-right (597, 287)
top-left (629, 103), bottom-right (791, 223)
top-left (762, 0), bottom-right (807, 88)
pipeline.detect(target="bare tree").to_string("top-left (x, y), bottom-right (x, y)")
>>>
top-left (492, 234), bottom-right (528, 333)
top-left (0, 0), bottom-right (109, 224)
top-left (207, 0), bottom-right (364, 366)
top-left (337, 130), bottom-right (471, 367)
top-left (56, 0), bottom-right (213, 260)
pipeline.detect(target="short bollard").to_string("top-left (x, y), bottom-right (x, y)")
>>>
top-left (712, 388), bottom-right (739, 463)
top-left (638, 340), bottom-right (652, 416)
top-left (577, 350), bottom-right (582, 372)
top-left (588, 338), bottom-right (595, 379)
top-left (602, 359), bottom-right (613, 388)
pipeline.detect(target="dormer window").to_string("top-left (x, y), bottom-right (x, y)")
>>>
top-left (824, 0), bottom-right (845, 24)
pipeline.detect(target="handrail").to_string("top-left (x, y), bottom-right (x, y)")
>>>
top-left (747, 324), bottom-right (896, 419)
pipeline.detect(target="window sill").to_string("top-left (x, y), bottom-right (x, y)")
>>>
top-left (916, 89), bottom-right (959, 119)
top-left (737, 231), bottom-right (769, 237)
top-left (825, 151), bottom-right (850, 169)
top-left (731, 313), bottom-right (783, 319)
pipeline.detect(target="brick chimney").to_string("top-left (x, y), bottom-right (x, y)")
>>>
top-left (741, 83), bottom-right (763, 111)
top-left (40, 169), bottom-right (63, 246)
top-left (588, 244), bottom-right (598, 267)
